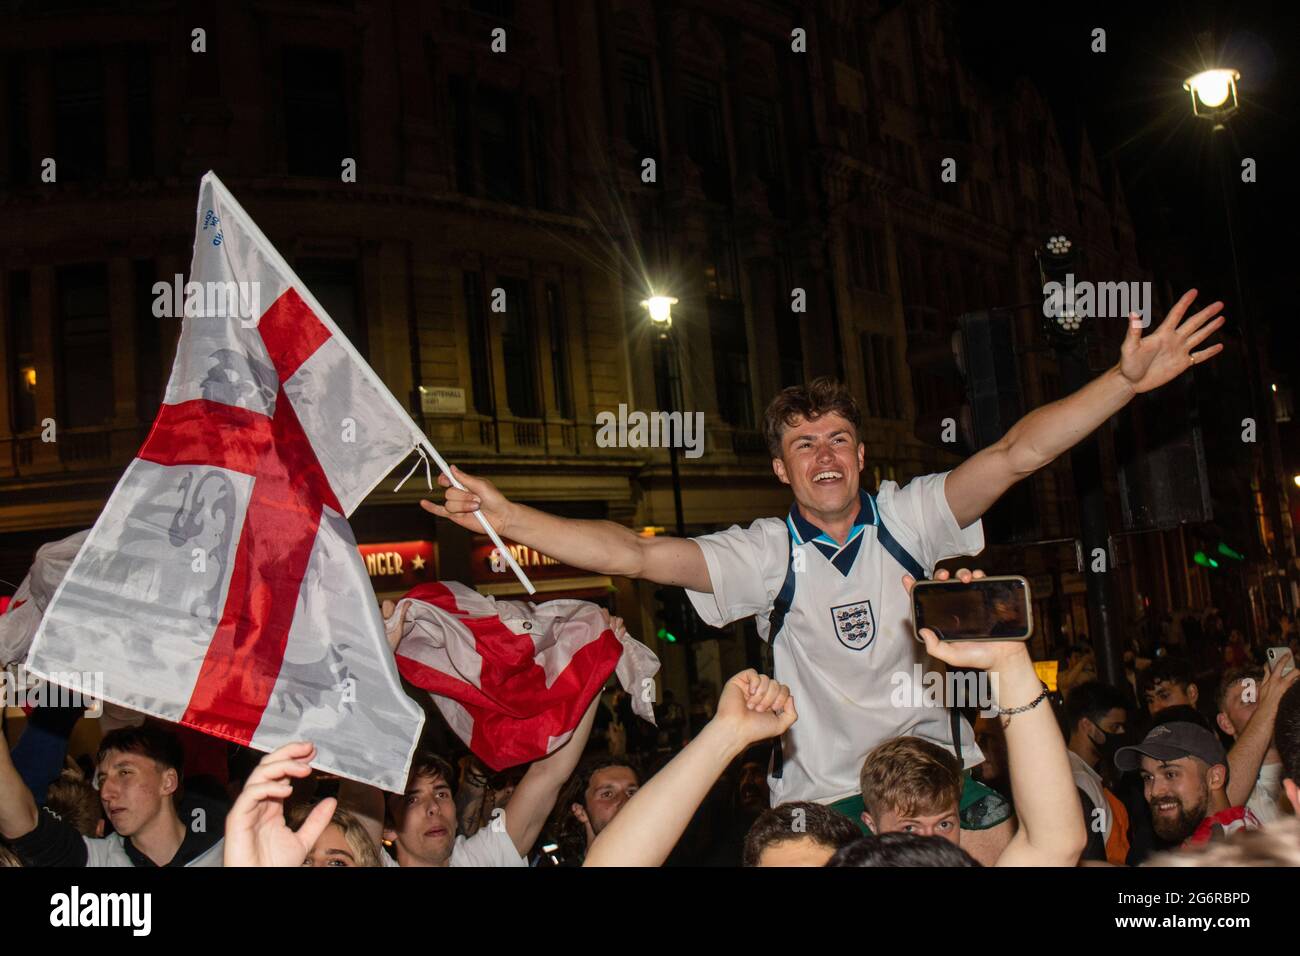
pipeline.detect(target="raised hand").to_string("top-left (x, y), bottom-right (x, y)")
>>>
top-left (224, 741), bottom-right (335, 868)
top-left (418, 465), bottom-right (514, 535)
top-left (713, 669), bottom-right (798, 747)
top-left (1118, 289), bottom-right (1225, 394)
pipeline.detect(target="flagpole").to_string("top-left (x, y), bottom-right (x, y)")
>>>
top-left (414, 437), bottom-right (536, 595)
top-left (200, 171), bottom-right (535, 595)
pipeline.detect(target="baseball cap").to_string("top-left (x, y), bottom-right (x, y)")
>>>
top-left (1114, 721), bottom-right (1227, 772)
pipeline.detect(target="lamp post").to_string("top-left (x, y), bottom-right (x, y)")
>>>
top-left (1184, 65), bottom-right (1296, 626)
top-left (640, 295), bottom-right (685, 540)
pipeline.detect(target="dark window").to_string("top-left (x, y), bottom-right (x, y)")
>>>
top-left (744, 96), bottom-right (785, 216)
top-left (682, 74), bottom-right (729, 203)
top-left (620, 53), bottom-right (658, 156)
top-left (134, 259), bottom-right (162, 422)
top-left (704, 219), bottom-right (739, 300)
top-left (7, 57), bottom-right (30, 186)
top-left (283, 47), bottom-right (349, 177)
top-left (769, 268), bottom-right (803, 388)
top-left (545, 284), bottom-right (572, 418)
top-left (449, 75), bottom-right (476, 195)
top-left (295, 258), bottom-right (364, 356)
top-left (469, 0), bottom-right (514, 17)
top-left (8, 272), bottom-right (35, 432)
top-left (498, 278), bottom-right (539, 418)
top-left (709, 300), bottom-right (752, 428)
top-left (463, 272), bottom-right (494, 415)
top-left (56, 264), bottom-right (113, 427)
top-left (477, 87), bottom-right (523, 204)
top-left (54, 50), bottom-right (106, 182)
top-left (126, 48), bottom-right (153, 179)
top-left (527, 98), bottom-right (550, 210)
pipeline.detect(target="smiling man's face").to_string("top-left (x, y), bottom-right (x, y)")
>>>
top-left (771, 412), bottom-right (864, 523)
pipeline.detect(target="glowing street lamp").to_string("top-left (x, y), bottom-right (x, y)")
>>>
top-left (640, 294), bottom-right (677, 329)
top-left (1183, 68), bottom-right (1241, 125)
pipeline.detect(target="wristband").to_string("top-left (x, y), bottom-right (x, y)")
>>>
top-left (995, 684), bottom-right (1049, 719)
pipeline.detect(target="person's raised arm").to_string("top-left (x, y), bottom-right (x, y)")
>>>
top-left (419, 465), bottom-right (711, 591)
top-left (945, 290), bottom-right (1224, 528)
top-left (0, 719), bottom-right (40, 840)
top-left (1225, 665), bottom-right (1300, 806)
top-left (584, 670), bottom-right (797, 867)
top-left (223, 741), bottom-right (336, 867)
top-left (904, 570), bottom-right (1086, 867)
top-left (501, 686), bottom-right (603, 856)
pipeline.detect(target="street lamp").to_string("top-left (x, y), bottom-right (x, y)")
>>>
top-left (1183, 68), bottom-right (1241, 127)
top-left (640, 294), bottom-right (678, 331)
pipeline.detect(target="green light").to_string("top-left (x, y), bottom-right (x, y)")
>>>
top-left (1216, 542), bottom-right (1245, 561)
top-left (657, 627), bottom-right (677, 643)
top-left (1193, 551), bottom-right (1219, 569)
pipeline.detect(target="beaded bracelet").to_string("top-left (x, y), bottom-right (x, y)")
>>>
top-left (995, 684), bottom-right (1049, 719)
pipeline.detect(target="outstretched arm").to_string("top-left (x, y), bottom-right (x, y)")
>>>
top-left (584, 671), bottom-right (797, 867)
top-left (420, 465), bottom-right (711, 591)
top-left (1225, 665), bottom-right (1300, 806)
top-left (946, 290), bottom-right (1224, 528)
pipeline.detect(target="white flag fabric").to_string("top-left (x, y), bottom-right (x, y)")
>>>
top-left (0, 529), bottom-right (89, 669)
top-left (25, 172), bottom-right (426, 791)
top-left (388, 582), bottom-right (659, 771)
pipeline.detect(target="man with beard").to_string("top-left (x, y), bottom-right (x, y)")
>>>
top-left (1115, 722), bottom-right (1259, 850)
top-left (537, 756), bottom-right (641, 866)
top-left (1064, 682), bottom-right (1131, 863)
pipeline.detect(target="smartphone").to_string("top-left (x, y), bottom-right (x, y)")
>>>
top-left (1266, 646), bottom-right (1296, 677)
top-left (911, 575), bottom-right (1033, 641)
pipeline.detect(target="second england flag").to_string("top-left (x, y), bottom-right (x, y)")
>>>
top-left (26, 172), bottom-right (427, 791)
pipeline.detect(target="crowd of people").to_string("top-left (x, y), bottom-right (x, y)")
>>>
top-left (3, 586), bottom-right (1297, 869)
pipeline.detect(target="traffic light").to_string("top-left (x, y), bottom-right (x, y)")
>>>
top-left (1216, 541), bottom-right (1245, 562)
top-left (653, 587), bottom-right (690, 644)
top-left (1193, 550), bottom-right (1219, 569)
top-left (1035, 233), bottom-right (1084, 343)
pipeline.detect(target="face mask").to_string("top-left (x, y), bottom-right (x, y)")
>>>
top-left (1090, 724), bottom-right (1126, 763)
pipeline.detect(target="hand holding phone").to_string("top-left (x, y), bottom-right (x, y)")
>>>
top-left (910, 574), bottom-right (1034, 642)
top-left (1266, 646), bottom-right (1296, 678)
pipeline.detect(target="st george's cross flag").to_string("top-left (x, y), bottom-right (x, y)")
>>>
top-left (24, 172), bottom-right (429, 790)
top-left (387, 582), bottom-right (659, 771)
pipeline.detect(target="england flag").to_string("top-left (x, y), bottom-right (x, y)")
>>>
top-left (25, 172), bottom-right (428, 791)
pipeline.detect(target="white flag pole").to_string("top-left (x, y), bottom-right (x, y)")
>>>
top-left (415, 437), bottom-right (536, 596)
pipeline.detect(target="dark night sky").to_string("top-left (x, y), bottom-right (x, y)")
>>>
top-left (952, 0), bottom-right (1299, 380)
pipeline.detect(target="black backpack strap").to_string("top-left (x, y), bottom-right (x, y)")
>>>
top-left (765, 518), bottom-right (799, 780)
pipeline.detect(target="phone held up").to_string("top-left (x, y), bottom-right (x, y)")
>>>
top-left (911, 575), bottom-right (1033, 642)
top-left (1266, 646), bottom-right (1295, 678)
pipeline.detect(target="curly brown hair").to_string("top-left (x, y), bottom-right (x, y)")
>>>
top-left (761, 377), bottom-right (862, 459)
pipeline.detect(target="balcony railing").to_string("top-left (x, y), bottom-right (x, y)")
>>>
top-left (1, 424), bottom-right (150, 480)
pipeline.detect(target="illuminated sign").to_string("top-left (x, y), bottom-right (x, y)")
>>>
top-left (469, 536), bottom-right (582, 584)
top-left (357, 540), bottom-right (435, 589)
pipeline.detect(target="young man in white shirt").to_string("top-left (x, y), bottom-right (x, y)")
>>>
top-left (1216, 663), bottom-right (1300, 823)
top-left (421, 289), bottom-right (1222, 862)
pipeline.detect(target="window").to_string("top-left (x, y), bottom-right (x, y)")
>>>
top-left (767, 266), bottom-right (803, 388)
top-left (545, 284), bottom-right (572, 418)
top-left (478, 87), bottom-right (523, 203)
top-left (744, 96), bottom-right (785, 216)
top-left (8, 272), bottom-right (35, 431)
top-left (682, 74), bottom-right (729, 203)
top-left (7, 57), bottom-right (30, 185)
top-left (295, 259), bottom-right (363, 356)
top-left (620, 53), bottom-right (658, 156)
top-left (527, 98), bottom-right (550, 210)
top-left (704, 219), bottom-right (739, 300)
top-left (134, 259), bottom-right (163, 422)
top-left (57, 264), bottom-right (113, 427)
top-left (282, 47), bottom-right (349, 177)
top-left (462, 272), bottom-right (494, 415)
top-left (860, 333), bottom-right (901, 419)
top-left (709, 300), bottom-right (753, 428)
top-left (54, 50), bottom-right (106, 181)
top-left (126, 48), bottom-right (153, 178)
top-left (449, 75), bottom-right (476, 195)
top-left (498, 278), bottom-right (539, 418)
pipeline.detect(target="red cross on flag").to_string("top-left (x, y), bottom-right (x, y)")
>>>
top-left (388, 583), bottom-right (660, 771)
top-left (25, 172), bottom-right (438, 790)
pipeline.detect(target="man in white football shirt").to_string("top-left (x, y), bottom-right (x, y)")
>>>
top-left (421, 290), bottom-right (1223, 863)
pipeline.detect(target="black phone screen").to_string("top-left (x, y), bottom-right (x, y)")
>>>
top-left (912, 578), bottom-right (1031, 641)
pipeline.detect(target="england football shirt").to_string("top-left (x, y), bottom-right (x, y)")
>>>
top-left (685, 471), bottom-right (986, 805)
